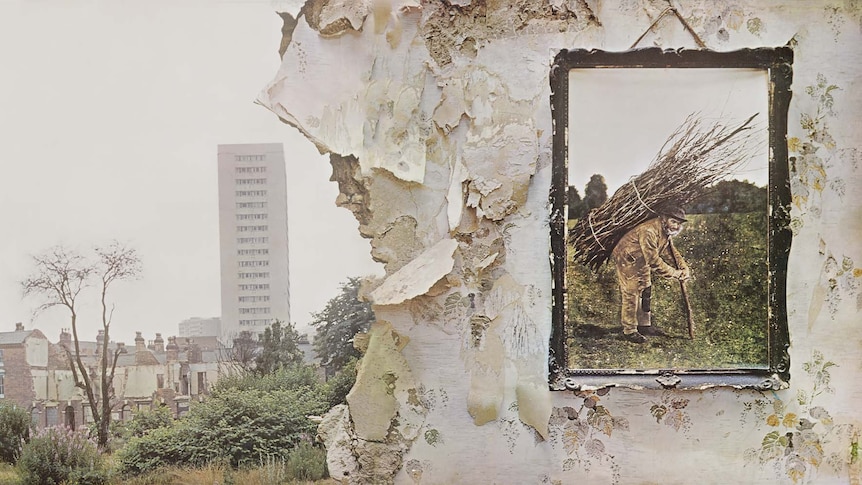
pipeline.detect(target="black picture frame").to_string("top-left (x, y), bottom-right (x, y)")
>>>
top-left (549, 47), bottom-right (793, 390)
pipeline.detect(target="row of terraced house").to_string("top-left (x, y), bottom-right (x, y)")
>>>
top-left (0, 322), bottom-right (231, 430)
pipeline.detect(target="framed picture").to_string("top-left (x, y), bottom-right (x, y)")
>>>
top-left (549, 48), bottom-right (794, 390)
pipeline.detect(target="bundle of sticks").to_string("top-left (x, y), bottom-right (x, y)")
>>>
top-left (569, 112), bottom-right (762, 271)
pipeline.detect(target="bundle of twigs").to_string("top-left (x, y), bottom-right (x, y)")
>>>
top-left (569, 112), bottom-right (762, 271)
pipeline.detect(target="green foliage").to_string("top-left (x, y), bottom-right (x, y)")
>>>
top-left (255, 320), bottom-right (305, 375)
top-left (17, 426), bottom-right (107, 485)
top-left (115, 425), bottom-right (197, 477)
top-left (323, 358), bottom-right (358, 408)
top-left (124, 406), bottom-right (174, 439)
top-left (117, 374), bottom-right (329, 476)
top-left (214, 364), bottom-right (321, 394)
top-left (0, 401), bottom-right (30, 464)
top-left (311, 277), bottom-right (375, 374)
top-left (188, 387), bottom-right (327, 468)
top-left (583, 174), bottom-right (608, 211)
top-left (567, 185), bottom-right (586, 219)
top-left (568, 213), bottom-right (768, 369)
top-left (687, 179), bottom-right (767, 214)
top-left (285, 442), bottom-right (328, 481)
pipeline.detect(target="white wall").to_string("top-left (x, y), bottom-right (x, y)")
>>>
top-left (260, 2), bottom-right (862, 483)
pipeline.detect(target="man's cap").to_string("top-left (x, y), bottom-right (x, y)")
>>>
top-left (660, 206), bottom-right (688, 222)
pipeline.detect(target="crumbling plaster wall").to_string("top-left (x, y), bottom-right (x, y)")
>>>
top-left (259, 1), bottom-right (862, 483)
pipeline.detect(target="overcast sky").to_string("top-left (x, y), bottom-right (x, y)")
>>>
top-left (0, 1), bottom-right (382, 344)
top-left (568, 67), bottom-right (769, 196)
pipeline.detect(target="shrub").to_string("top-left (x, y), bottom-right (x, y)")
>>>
top-left (0, 401), bottom-right (30, 464)
top-left (214, 364), bottom-right (322, 394)
top-left (115, 424), bottom-right (197, 477)
top-left (124, 406), bottom-right (174, 439)
top-left (187, 387), bottom-right (328, 468)
top-left (323, 358), bottom-right (358, 408)
top-left (117, 383), bottom-right (329, 475)
top-left (285, 442), bottom-right (328, 481)
top-left (17, 426), bottom-right (107, 485)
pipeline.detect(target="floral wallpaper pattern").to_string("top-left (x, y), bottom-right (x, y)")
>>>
top-left (741, 351), bottom-right (858, 483)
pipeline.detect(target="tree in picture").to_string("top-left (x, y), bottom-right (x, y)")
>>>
top-left (22, 241), bottom-right (141, 449)
top-left (310, 277), bottom-right (374, 378)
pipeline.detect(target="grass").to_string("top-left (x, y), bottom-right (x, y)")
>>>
top-left (0, 462), bottom-right (339, 485)
top-left (116, 464), bottom-right (338, 485)
top-left (567, 212), bottom-right (769, 370)
top-left (0, 462), bottom-right (22, 485)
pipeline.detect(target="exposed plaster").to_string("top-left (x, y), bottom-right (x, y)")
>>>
top-left (302, 0), bottom-right (369, 37)
top-left (369, 238), bottom-right (459, 306)
top-left (329, 153), bottom-right (373, 231)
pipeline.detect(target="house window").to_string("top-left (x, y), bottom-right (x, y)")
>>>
top-left (157, 374), bottom-right (164, 389)
top-left (197, 372), bottom-right (207, 395)
top-left (181, 374), bottom-right (189, 395)
top-left (0, 371), bottom-right (4, 398)
top-left (46, 407), bottom-right (58, 427)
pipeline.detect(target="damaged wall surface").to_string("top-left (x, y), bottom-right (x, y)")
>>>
top-left (259, 1), bottom-right (862, 483)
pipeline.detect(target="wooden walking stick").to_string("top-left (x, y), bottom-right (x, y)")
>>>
top-left (668, 238), bottom-right (695, 339)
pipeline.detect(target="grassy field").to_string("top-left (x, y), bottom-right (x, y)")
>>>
top-left (567, 212), bottom-right (768, 370)
top-left (0, 461), bottom-right (339, 485)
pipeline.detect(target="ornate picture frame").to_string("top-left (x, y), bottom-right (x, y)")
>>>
top-left (549, 47), bottom-right (793, 390)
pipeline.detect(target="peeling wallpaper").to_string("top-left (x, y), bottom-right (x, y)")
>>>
top-left (258, 1), bottom-right (861, 483)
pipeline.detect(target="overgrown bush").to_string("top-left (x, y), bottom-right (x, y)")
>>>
top-left (285, 442), bottom-right (328, 481)
top-left (124, 406), bottom-right (174, 439)
top-left (117, 382), bottom-right (329, 476)
top-left (0, 401), bottom-right (30, 464)
top-left (214, 364), bottom-right (321, 394)
top-left (187, 387), bottom-right (328, 468)
top-left (116, 425), bottom-right (197, 477)
top-left (17, 426), bottom-right (107, 485)
top-left (323, 358), bottom-right (358, 408)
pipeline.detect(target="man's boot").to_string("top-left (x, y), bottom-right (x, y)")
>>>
top-left (637, 287), bottom-right (666, 337)
top-left (638, 316), bottom-right (666, 337)
top-left (622, 331), bottom-right (647, 344)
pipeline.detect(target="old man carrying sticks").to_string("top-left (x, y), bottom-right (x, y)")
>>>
top-left (611, 206), bottom-right (690, 343)
top-left (569, 112), bottom-right (761, 343)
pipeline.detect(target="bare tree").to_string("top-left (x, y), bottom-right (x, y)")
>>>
top-left (22, 242), bottom-right (141, 449)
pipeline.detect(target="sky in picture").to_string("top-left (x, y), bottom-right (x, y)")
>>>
top-left (567, 68), bottom-right (770, 196)
top-left (0, 1), bottom-right (382, 343)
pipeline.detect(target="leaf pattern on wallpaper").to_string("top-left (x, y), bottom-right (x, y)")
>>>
top-left (549, 388), bottom-right (624, 484)
top-left (788, 73), bottom-right (842, 227)
top-left (789, 75), bottom-right (862, 323)
top-left (649, 391), bottom-right (693, 435)
top-left (681, 1), bottom-right (764, 42)
top-left (742, 350), bottom-right (858, 484)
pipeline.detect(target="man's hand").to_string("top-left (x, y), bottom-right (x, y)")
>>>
top-left (677, 267), bottom-right (691, 281)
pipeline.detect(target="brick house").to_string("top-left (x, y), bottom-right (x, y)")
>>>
top-left (1, 323), bottom-right (228, 430)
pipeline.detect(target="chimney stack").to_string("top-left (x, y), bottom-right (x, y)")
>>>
top-left (15, 322), bottom-right (24, 331)
top-left (134, 331), bottom-right (145, 352)
top-left (166, 336), bottom-right (179, 361)
top-left (59, 329), bottom-right (72, 348)
top-left (96, 329), bottom-right (105, 355)
top-left (154, 333), bottom-right (165, 353)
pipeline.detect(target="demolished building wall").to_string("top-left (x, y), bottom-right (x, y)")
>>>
top-left (259, 1), bottom-right (862, 483)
